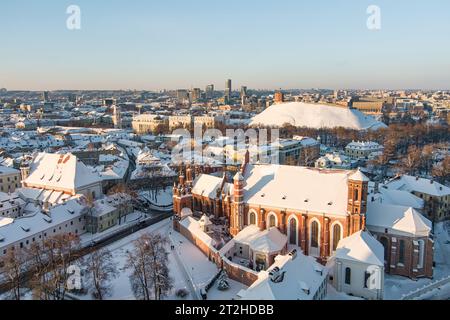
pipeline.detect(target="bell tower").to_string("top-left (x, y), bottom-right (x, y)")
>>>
top-left (230, 171), bottom-right (245, 236)
top-left (347, 169), bottom-right (369, 234)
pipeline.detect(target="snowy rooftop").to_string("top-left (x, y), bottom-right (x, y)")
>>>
top-left (250, 102), bottom-right (387, 130)
top-left (367, 203), bottom-right (432, 237)
top-left (242, 165), bottom-right (356, 216)
top-left (349, 169), bottom-right (370, 182)
top-left (346, 141), bottom-right (383, 150)
top-left (179, 216), bottom-right (217, 249)
top-left (335, 231), bottom-right (384, 266)
top-left (24, 153), bottom-right (102, 192)
top-left (384, 175), bottom-right (450, 197)
top-left (234, 225), bottom-right (287, 254)
top-left (0, 198), bottom-right (87, 248)
top-left (371, 186), bottom-right (424, 209)
top-left (0, 165), bottom-right (19, 175)
top-left (237, 252), bottom-right (327, 300)
top-left (192, 174), bottom-right (233, 199)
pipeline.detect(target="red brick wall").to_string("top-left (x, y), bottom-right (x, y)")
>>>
top-left (372, 231), bottom-right (433, 279)
top-left (177, 220), bottom-right (259, 287)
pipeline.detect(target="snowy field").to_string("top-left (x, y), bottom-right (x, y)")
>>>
top-left (140, 187), bottom-right (173, 206)
top-left (75, 217), bottom-right (245, 300)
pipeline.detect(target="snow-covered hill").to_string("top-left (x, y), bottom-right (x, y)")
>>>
top-left (250, 102), bottom-right (387, 130)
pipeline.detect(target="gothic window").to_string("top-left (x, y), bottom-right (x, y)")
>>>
top-left (399, 240), bottom-right (405, 264)
top-left (345, 267), bottom-right (351, 285)
top-left (379, 237), bottom-right (389, 262)
top-left (289, 218), bottom-right (297, 245)
top-left (332, 224), bottom-right (342, 252)
top-left (311, 221), bottom-right (319, 248)
top-left (354, 188), bottom-right (359, 201)
top-left (249, 212), bottom-right (256, 225)
top-left (269, 214), bottom-right (276, 228)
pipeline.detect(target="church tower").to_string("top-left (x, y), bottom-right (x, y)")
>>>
top-left (230, 171), bottom-right (245, 236)
top-left (112, 105), bottom-right (122, 129)
top-left (347, 169), bottom-right (369, 234)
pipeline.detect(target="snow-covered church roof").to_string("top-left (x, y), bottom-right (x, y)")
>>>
top-left (367, 203), bottom-right (432, 237)
top-left (234, 225), bottom-right (287, 254)
top-left (335, 230), bottom-right (384, 267)
top-left (237, 252), bottom-right (327, 300)
top-left (349, 169), bottom-right (370, 182)
top-left (250, 102), bottom-right (387, 130)
top-left (242, 164), bottom-right (356, 216)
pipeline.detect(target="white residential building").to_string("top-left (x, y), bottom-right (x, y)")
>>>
top-left (0, 198), bottom-right (88, 258)
top-left (345, 141), bottom-right (384, 160)
top-left (330, 231), bottom-right (385, 300)
top-left (0, 166), bottom-right (21, 193)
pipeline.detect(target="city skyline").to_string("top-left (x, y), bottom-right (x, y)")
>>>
top-left (1, 0), bottom-right (450, 90)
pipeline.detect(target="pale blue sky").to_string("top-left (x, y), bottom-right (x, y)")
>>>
top-left (0, 0), bottom-right (449, 90)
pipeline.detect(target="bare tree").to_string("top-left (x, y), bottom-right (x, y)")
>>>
top-left (27, 242), bottom-right (52, 300)
top-left (0, 249), bottom-right (27, 300)
top-left (124, 233), bottom-right (173, 300)
top-left (43, 234), bottom-right (82, 300)
top-left (85, 248), bottom-right (118, 300)
top-left (399, 145), bottom-right (421, 175)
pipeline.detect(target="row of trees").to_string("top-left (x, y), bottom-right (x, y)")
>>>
top-left (0, 232), bottom-right (173, 301)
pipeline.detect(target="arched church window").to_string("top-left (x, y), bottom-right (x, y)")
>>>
top-left (289, 218), bottom-right (297, 245)
top-left (249, 212), bottom-right (256, 225)
top-left (332, 224), bottom-right (341, 251)
top-left (311, 221), bottom-right (319, 248)
top-left (269, 214), bottom-right (276, 228)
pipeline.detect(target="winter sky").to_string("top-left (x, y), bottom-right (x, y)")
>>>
top-left (1, 0), bottom-right (449, 90)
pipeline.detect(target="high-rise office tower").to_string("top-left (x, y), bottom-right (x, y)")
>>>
top-left (240, 86), bottom-right (248, 98)
top-left (177, 89), bottom-right (189, 102)
top-left (191, 88), bottom-right (201, 102)
top-left (225, 79), bottom-right (232, 99)
top-left (206, 84), bottom-right (214, 99)
top-left (42, 91), bottom-right (50, 102)
top-left (112, 105), bottom-right (122, 129)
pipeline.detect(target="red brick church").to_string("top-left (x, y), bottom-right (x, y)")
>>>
top-left (173, 151), bottom-right (434, 279)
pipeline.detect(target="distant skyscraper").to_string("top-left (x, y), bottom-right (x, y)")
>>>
top-left (42, 91), bottom-right (50, 102)
top-left (191, 88), bottom-right (201, 102)
top-left (177, 89), bottom-right (189, 102)
top-left (240, 86), bottom-right (248, 98)
top-left (112, 105), bottom-right (122, 129)
top-left (225, 79), bottom-right (232, 99)
top-left (206, 84), bottom-right (214, 99)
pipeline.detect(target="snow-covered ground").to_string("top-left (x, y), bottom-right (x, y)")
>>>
top-left (74, 217), bottom-right (241, 300)
top-left (250, 102), bottom-right (387, 130)
top-left (140, 187), bottom-right (173, 206)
